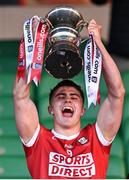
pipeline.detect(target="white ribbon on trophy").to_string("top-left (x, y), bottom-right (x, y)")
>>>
top-left (84, 34), bottom-right (102, 108)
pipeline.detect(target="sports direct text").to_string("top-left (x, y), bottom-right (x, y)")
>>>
top-left (49, 152), bottom-right (95, 178)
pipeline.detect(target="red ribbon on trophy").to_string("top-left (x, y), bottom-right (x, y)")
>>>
top-left (16, 16), bottom-right (49, 86)
top-left (84, 34), bottom-right (102, 108)
top-left (16, 36), bottom-right (26, 82)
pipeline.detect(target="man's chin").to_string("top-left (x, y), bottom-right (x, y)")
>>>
top-left (61, 117), bottom-right (75, 127)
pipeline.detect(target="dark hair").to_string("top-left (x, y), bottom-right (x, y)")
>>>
top-left (49, 80), bottom-right (84, 104)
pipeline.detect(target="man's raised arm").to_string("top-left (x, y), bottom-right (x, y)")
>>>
top-left (88, 19), bottom-right (125, 141)
top-left (13, 78), bottom-right (39, 144)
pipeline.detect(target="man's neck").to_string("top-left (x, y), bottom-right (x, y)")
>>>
top-left (53, 124), bottom-right (81, 138)
top-left (52, 129), bottom-right (80, 140)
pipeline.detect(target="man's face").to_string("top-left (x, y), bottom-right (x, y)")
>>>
top-left (49, 86), bottom-right (85, 130)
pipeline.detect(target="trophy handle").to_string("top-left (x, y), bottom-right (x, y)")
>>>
top-left (40, 17), bottom-right (52, 29)
top-left (75, 20), bottom-right (89, 32)
top-left (83, 21), bottom-right (89, 28)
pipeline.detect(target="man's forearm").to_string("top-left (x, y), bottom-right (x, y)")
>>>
top-left (97, 41), bottom-right (125, 98)
top-left (13, 78), bottom-right (39, 143)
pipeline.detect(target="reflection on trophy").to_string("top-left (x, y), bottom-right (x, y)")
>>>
top-left (44, 6), bottom-right (88, 79)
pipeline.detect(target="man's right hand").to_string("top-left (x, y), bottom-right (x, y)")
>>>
top-left (13, 78), bottom-right (30, 101)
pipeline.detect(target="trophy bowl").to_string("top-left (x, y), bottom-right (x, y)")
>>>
top-left (44, 6), bottom-right (85, 79)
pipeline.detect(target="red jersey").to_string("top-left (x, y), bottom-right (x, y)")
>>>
top-left (23, 123), bottom-right (111, 179)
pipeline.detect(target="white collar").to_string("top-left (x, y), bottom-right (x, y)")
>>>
top-left (51, 129), bottom-right (80, 140)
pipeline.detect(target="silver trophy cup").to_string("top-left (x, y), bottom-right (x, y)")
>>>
top-left (44, 6), bottom-right (88, 79)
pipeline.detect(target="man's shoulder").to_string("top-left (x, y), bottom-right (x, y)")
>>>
top-left (40, 124), bottom-right (52, 135)
top-left (81, 123), bottom-right (95, 131)
top-left (79, 123), bottom-right (96, 138)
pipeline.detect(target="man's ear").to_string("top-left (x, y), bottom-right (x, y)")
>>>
top-left (48, 105), bottom-right (54, 115)
top-left (81, 107), bottom-right (86, 117)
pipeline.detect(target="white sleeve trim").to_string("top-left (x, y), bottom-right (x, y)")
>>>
top-left (20, 124), bottom-right (40, 147)
top-left (95, 122), bottom-right (115, 146)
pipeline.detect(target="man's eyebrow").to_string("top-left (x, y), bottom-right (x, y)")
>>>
top-left (70, 93), bottom-right (81, 98)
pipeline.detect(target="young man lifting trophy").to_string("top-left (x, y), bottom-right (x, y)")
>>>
top-left (13, 6), bottom-right (125, 179)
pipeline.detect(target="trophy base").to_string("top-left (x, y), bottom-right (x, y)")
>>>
top-left (45, 42), bottom-right (83, 79)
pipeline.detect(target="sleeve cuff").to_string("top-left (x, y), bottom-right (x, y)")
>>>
top-left (20, 124), bottom-right (40, 147)
top-left (95, 122), bottom-right (115, 146)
